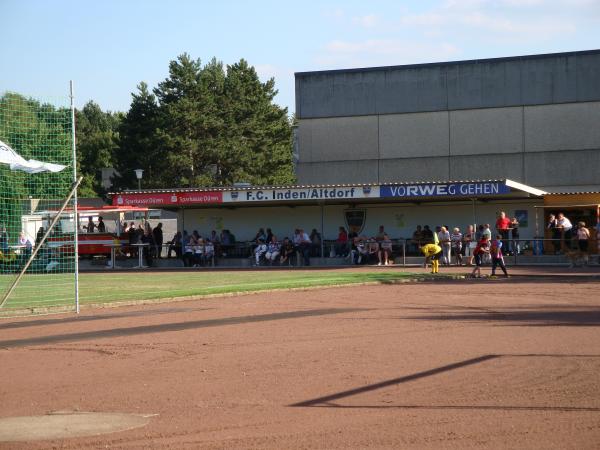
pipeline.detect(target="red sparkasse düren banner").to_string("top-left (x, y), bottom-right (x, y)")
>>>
top-left (112, 191), bottom-right (223, 206)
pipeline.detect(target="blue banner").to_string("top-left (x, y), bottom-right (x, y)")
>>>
top-left (380, 182), bottom-right (510, 198)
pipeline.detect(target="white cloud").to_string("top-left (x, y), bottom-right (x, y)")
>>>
top-left (352, 14), bottom-right (380, 28)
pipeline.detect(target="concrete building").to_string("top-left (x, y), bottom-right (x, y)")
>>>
top-left (294, 50), bottom-right (600, 192)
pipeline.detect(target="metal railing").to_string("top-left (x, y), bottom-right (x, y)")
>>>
top-left (79, 236), bottom-right (599, 267)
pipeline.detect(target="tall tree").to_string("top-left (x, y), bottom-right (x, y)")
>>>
top-left (115, 54), bottom-right (294, 189)
top-left (218, 59), bottom-right (293, 185)
top-left (112, 82), bottom-right (160, 190)
top-left (75, 101), bottom-right (121, 196)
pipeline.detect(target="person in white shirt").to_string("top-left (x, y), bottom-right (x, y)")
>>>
top-left (265, 236), bottom-right (281, 264)
top-left (193, 239), bottom-right (204, 267)
top-left (296, 228), bottom-right (311, 265)
top-left (203, 239), bottom-right (215, 266)
top-left (557, 212), bottom-right (573, 250)
top-left (378, 234), bottom-right (393, 265)
top-left (254, 238), bottom-right (267, 266)
top-left (438, 226), bottom-right (451, 265)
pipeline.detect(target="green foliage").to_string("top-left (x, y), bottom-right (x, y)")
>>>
top-left (116, 54), bottom-right (295, 189)
top-left (0, 92), bottom-right (73, 240)
top-left (75, 101), bottom-right (121, 196)
top-left (3, 55), bottom-right (295, 198)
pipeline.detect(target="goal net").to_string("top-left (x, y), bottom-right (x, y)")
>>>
top-left (0, 91), bottom-right (77, 314)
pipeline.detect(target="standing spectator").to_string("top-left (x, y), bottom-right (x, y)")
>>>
top-left (463, 225), bottom-right (475, 265)
top-left (86, 217), bottom-right (95, 233)
top-left (309, 228), bottom-right (321, 256)
top-left (0, 224), bottom-right (8, 253)
top-left (97, 216), bottom-right (106, 233)
top-left (210, 230), bottom-right (221, 257)
top-left (482, 225), bottom-right (492, 264)
top-left (411, 225), bottom-right (424, 253)
top-left (141, 223), bottom-right (155, 267)
top-left (220, 229), bottom-right (233, 257)
top-left (167, 231), bottom-right (182, 258)
top-left (495, 211), bottom-right (511, 242)
top-left (438, 226), bottom-right (451, 265)
top-left (482, 224), bottom-right (492, 241)
top-left (422, 225), bottom-right (434, 244)
top-left (298, 228), bottom-right (311, 265)
top-left (510, 217), bottom-right (520, 255)
top-left (153, 223), bottom-right (163, 258)
top-left (547, 214), bottom-right (561, 254)
top-left (128, 222), bottom-right (138, 258)
top-left (450, 227), bottom-right (463, 266)
top-left (378, 234), bottom-right (393, 266)
top-left (335, 226), bottom-right (348, 257)
top-left (577, 221), bottom-right (590, 255)
top-left (475, 224), bottom-right (484, 242)
top-left (490, 235), bottom-right (509, 277)
top-left (557, 212), bottom-right (573, 251)
top-left (265, 235), bottom-right (281, 264)
top-left (18, 231), bottom-right (33, 261)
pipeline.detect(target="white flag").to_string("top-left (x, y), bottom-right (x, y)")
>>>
top-left (0, 139), bottom-right (66, 174)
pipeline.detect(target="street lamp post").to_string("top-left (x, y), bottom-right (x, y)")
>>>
top-left (134, 169), bottom-right (144, 190)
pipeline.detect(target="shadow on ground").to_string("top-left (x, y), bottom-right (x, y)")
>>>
top-left (291, 354), bottom-right (600, 411)
top-left (399, 304), bottom-right (600, 327)
top-left (0, 308), bottom-right (367, 349)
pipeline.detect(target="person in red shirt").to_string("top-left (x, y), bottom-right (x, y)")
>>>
top-left (495, 211), bottom-right (511, 242)
top-left (334, 226), bottom-right (349, 257)
top-left (470, 237), bottom-right (490, 278)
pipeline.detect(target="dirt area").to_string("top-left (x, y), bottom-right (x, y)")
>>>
top-left (1, 268), bottom-right (599, 449)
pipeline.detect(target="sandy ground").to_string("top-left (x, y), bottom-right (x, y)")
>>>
top-left (0, 267), bottom-right (599, 449)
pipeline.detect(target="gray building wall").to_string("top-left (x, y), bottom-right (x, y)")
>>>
top-left (295, 50), bottom-right (600, 191)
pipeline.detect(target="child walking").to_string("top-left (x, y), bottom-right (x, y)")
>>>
top-left (470, 237), bottom-right (490, 278)
top-left (490, 234), bottom-right (509, 277)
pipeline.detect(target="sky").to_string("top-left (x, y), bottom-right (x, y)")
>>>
top-left (2, 0), bottom-right (599, 114)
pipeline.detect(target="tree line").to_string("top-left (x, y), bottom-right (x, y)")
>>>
top-left (77, 54), bottom-right (295, 196)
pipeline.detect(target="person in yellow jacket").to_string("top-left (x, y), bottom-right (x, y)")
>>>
top-left (421, 243), bottom-right (442, 273)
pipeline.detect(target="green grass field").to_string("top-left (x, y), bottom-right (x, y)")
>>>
top-left (0, 270), bottom-right (435, 312)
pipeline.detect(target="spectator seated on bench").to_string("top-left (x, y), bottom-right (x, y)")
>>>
top-left (351, 236), bottom-right (368, 265)
top-left (183, 237), bottom-right (195, 267)
top-left (203, 239), bottom-right (215, 266)
top-left (254, 238), bottom-right (267, 266)
top-left (265, 236), bottom-right (281, 265)
top-left (279, 237), bottom-right (295, 266)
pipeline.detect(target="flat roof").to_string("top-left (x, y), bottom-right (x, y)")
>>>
top-left (294, 49), bottom-right (600, 77)
top-left (110, 179), bottom-right (546, 209)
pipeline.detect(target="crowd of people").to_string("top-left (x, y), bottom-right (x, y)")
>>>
top-left (4, 208), bottom-right (598, 271)
top-left (87, 211), bottom-right (600, 270)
